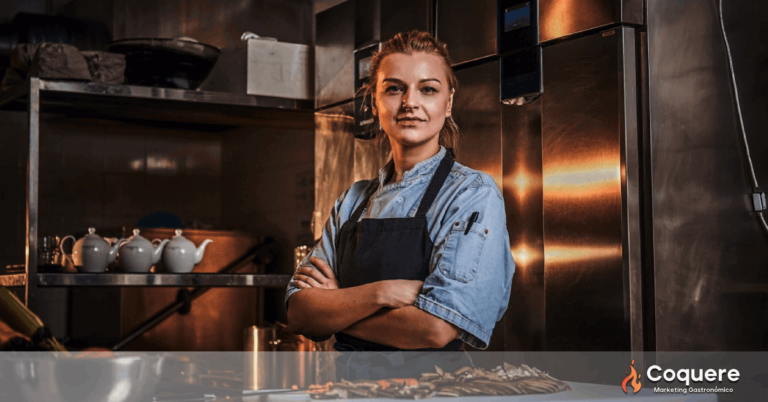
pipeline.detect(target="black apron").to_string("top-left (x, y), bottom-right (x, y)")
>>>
top-left (332, 151), bottom-right (473, 380)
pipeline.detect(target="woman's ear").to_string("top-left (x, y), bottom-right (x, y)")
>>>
top-left (446, 89), bottom-right (455, 117)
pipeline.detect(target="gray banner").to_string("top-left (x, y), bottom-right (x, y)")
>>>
top-left (0, 352), bottom-right (763, 401)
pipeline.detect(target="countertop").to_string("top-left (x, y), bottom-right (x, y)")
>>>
top-left (243, 382), bottom-right (717, 402)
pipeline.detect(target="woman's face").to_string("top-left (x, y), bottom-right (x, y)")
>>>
top-left (372, 52), bottom-right (454, 150)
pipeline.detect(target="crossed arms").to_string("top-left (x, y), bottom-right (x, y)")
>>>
top-left (286, 257), bottom-right (459, 349)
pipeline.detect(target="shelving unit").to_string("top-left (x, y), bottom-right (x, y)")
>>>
top-left (0, 78), bottom-right (308, 309)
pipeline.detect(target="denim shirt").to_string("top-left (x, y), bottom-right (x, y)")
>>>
top-left (285, 146), bottom-right (515, 349)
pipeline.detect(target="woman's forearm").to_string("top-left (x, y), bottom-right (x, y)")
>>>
top-left (287, 283), bottom-right (384, 337)
top-left (342, 306), bottom-right (460, 349)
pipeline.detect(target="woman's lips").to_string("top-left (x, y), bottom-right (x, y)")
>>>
top-left (397, 118), bottom-right (424, 125)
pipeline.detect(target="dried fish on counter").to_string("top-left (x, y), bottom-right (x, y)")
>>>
top-left (308, 362), bottom-right (570, 399)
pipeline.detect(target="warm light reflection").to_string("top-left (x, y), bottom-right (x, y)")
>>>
top-left (545, 245), bottom-right (621, 265)
top-left (147, 155), bottom-right (179, 173)
top-left (129, 158), bottom-right (144, 171)
top-left (542, 0), bottom-right (575, 41)
top-left (544, 160), bottom-right (620, 198)
top-left (511, 243), bottom-right (541, 268)
top-left (511, 169), bottom-right (533, 200)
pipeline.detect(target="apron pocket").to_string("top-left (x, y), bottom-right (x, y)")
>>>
top-left (437, 224), bottom-right (486, 282)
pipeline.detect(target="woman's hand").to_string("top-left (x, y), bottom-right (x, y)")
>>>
top-left (376, 280), bottom-right (424, 309)
top-left (293, 257), bottom-right (339, 290)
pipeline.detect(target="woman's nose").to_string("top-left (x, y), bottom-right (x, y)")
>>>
top-left (402, 88), bottom-right (419, 110)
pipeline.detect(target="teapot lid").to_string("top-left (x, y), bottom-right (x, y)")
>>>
top-left (84, 227), bottom-right (103, 239)
top-left (123, 228), bottom-right (151, 247)
top-left (80, 227), bottom-right (109, 247)
top-left (168, 229), bottom-right (194, 248)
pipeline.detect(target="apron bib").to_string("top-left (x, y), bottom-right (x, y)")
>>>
top-left (332, 151), bottom-right (472, 380)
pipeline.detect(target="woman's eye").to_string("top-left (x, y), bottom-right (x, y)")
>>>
top-left (421, 86), bottom-right (437, 93)
top-left (385, 85), bottom-right (402, 93)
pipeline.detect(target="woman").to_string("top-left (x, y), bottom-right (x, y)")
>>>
top-left (286, 31), bottom-right (515, 379)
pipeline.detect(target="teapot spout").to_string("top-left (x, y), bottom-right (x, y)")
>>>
top-left (109, 239), bottom-right (126, 263)
top-left (152, 239), bottom-right (170, 264)
top-left (194, 239), bottom-right (213, 265)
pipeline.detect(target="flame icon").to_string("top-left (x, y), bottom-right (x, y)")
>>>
top-left (622, 359), bottom-right (642, 394)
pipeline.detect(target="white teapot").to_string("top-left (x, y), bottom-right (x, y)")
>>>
top-left (162, 229), bottom-right (213, 273)
top-left (118, 229), bottom-right (170, 273)
top-left (60, 228), bottom-right (124, 273)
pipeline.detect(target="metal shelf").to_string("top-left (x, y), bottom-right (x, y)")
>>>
top-left (0, 78), bottom-right (314, 128)
top-left (1, 78), bottom-right (305, 311)
top-left (36, 273), bottom-right (291, 287)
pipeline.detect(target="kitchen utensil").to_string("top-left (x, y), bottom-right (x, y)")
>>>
top-left (118, 229), bottom-right (169, 273)
top-left (0, 354), bottom-right (164, 402)
top-left (38, 235), bottom-right (61, 265)
top-left (60, 228), bottom-right (124, 273)
top-left (244, 325), bottom-right (280, 390)
top-left (162, 230), bottom-right (212, 273)
top-left (106, 38), bottom-right (221, 90)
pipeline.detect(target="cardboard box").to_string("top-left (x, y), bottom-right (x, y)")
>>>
top-left (246, 38), bottom-right (312, 100)
top-left (200, 37), bottom-right (312, 100)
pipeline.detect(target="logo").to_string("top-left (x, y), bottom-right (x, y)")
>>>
top-left (622, 359), bottom-right (642, 394)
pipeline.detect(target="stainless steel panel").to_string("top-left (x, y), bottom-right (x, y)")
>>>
top-left (617, 28), bottom-right (643, 354)
top-left (315, 1), bottom-right (355, 108)
top-left (354, 0), bottom-right (381, 48)
top-left (453, 61), bottom-right (503, 187)
top-left (501, 98), bottom-right (545, 351)
top-left (539, 0), bottom-right (643, 43)
top-left (647, 0), bottom-right (768, 351)
top-left (354, 139), bottom-right (391, 183)
top-left (380, 0), bottom-right (433, 40)
top-left (437, 0), bottom-right (497, 65)
top-left (314, 102), bottom-right (355, 240)
top-left (542, 28), bottom-right (635, 351)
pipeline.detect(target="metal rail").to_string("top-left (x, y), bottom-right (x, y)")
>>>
top-left (37, 273), bottom-right (291, 287)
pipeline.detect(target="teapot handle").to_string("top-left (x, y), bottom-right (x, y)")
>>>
top-left (59, 235), bottom-right (76, 267)
top-left (151, 239), bottom-right (163, 246)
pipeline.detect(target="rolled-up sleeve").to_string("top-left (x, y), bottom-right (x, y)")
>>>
top-left (414, 176), bottom-right (515, 349)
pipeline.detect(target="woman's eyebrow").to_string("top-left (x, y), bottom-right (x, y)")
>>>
top-left (382, 78), bottom-right (442, 84)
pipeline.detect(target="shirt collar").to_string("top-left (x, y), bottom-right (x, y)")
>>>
top-left (377, 146), bottom-right (447, 185)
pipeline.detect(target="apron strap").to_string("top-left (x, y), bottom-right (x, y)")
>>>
top-left (349, 178), bottom-right (380, 224)
top-left (415, 152), bottom-right (455, 218)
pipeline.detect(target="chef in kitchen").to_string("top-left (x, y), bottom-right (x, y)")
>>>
top-left (285, 30), bottom-right (515, 380)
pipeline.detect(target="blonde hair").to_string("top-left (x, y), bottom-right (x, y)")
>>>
top-left (361, 30), bottom-right (460, 150)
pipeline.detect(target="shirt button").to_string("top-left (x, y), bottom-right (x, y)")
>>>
top-left (485, 229), bottom-right (489, 234)
top-left (454, 222), bottom-right (460, 226)
top-left (397, 197), bottom-right (404, 202)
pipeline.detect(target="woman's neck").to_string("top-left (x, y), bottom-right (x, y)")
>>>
top-left (388, 142), bottom-right (441, 184)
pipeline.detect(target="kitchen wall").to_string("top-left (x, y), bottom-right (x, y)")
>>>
top-left (0, 0), bottom-right (316, 343)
